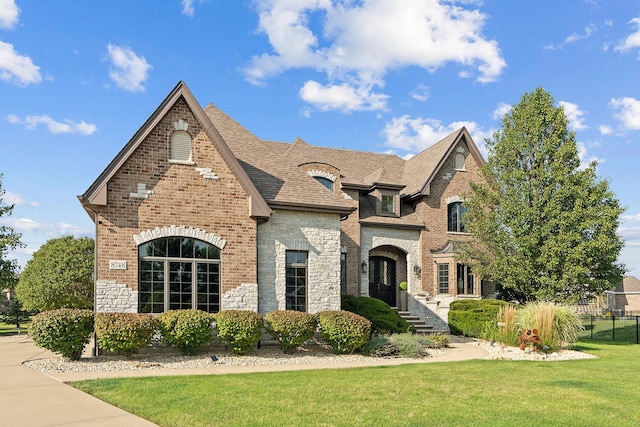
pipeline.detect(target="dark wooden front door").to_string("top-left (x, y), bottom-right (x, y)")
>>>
top-left (369, 256), bottom-right (396, 307)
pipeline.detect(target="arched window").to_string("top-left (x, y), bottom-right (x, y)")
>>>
top-left (313, 176), bottom-right (334, 191)
top-left (448, 202), bottom-right (467, 232)
top-left (171, 130), bottom-right (192, 162)
top-left (454, 152), bottom-right (465, 170)
top-left (138, 237), bottom-right (220, 313)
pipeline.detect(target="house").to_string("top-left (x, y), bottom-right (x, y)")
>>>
top-left (78, 81), bottom-right (490, 330)
top-left (606, 276), bottom-right (640, 315)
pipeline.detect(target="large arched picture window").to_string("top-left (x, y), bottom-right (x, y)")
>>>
top-left (138, 237), bottom-right (221, 313)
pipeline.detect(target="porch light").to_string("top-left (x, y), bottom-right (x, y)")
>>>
top-left (413, 264), bottom-right (421, 278)
top-left (361, 260), bottom-right (368, 273)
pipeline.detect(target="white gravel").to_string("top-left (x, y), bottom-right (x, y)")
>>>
top-left (472, 340), bottom-right (598, 361)
top-left (24, 342), bottom-right (443, 374)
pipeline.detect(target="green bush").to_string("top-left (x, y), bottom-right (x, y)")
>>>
top-left (317, 310), bottom-right (371, 354)
top-left (95, 313), bottom-right (159, 356)
top-left (265, 310), bottom-right (317, 353)
top-left (214, 310), bottom-right (264, 355)
top-left (341, 294), bottom-right (414, 334)
top-left (448, 299), bottom-right (508, 337)
top-left (516, 301), bottom-right (583, 351)
top-left (28, 308), bottom-right (94, 360)
top-left (158, 310), bottom-right (214, 356)
top-left (363, 333), bottom-right (448, 358)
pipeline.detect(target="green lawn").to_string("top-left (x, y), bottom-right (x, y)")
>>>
top-left (580, 316), bottom-right (639, 343)
top-left (0, 320), bottom-right (29, 336)
top-left (73, 341), bottom-right (639, 427)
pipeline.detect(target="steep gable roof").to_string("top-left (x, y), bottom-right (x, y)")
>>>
top-left (78, 81), bottom-right (271, 219)
top-left (402, 127), bottom-right (485, 198)
top-left (203, 105), bottom-right (354, 214)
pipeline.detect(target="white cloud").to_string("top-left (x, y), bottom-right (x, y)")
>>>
top-left (615, 17), bottom-right (640, 53)
top-left (7, 114), bottom-right (96, 135)
top-left (599, 124), bottom-right (612, 135)
top-left (622, 213), bottom-right (640, 223)
top-left (181, 0), bottom-right (204, 17)
top-left (559, 101), bottom-right (588, 130)
top-left (2, 191), bottom-right (38, 206)
top-left (0, 41), bottom-right (41, 86)
top-left (106, 44), bottom-right (152, 92)
top-left (246, 0), bottom-right (505, 112)
top-left (565, 24), bottom-right (596, 44)
top-left (576, 141), bottom-right (603, 170)
top-left (299, 75), bottom-right (389, 112)
top-left (0, 0), bottom-right (19, 30)
top-left (0, 217), bottom-right (92, 237)
top-left (492, 102), bottom-right (511, 120)
top-left (381, 115), bottom-right (488, 157)
top-left (610, 97), bottom-right (640, 130)
top-left (410, 84), bottom-right (429, 102)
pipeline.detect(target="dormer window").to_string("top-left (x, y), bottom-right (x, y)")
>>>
top-left (314, 176), bottom-right (334, 192)
top-left (381, 194), bottom-right (394, 213)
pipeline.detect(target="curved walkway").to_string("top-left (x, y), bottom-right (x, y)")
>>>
top-left (0, 334), bottom-right (488, 426)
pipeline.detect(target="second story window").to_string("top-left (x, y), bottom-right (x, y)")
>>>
top-left (314, 176), bottom-right (334, 191)
top-left (448, 202), bottom-right (467, 233)
top-left (381, 194), bottom-right (395, 214)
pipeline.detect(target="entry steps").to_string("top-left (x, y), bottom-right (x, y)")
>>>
top-left (396, 310), bottom-right (435, 334)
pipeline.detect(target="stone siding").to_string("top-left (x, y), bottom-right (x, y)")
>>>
top-left (258, 210), bottom-right (342, 314)
top-left (96, 280), bottom-right (137, 313)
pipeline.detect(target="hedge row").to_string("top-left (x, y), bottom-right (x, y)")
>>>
top-left (448, 299), bottom-right (509, 337)
top-left (29, 308), bottom-right (373, 359)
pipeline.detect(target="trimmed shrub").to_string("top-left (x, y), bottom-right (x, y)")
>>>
top-left (317, 310), bottom-right (371, 354)
top-left (29, 308), bottom-right (94, 360)
top-left (448, 299), bottom-right (508, 337)
top-left (515, 301), bottom-right (583, 351)
top-left (214, 310), bottom-right (264, 355)
top-left (265, 310), bottom-right (317, 353)
top-left (158, 310), bottom-right (214, 356)
top-left (341, 294), bottom-right (414, 334)
top-left (95, 313), bottom-right (159, 356)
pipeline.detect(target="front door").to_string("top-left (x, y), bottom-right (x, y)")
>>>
top-left (369, 256), bottom-right (396, 307)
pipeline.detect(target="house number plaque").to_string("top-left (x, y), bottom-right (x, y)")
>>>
top-left (109, 260), bottom-right (127, 270)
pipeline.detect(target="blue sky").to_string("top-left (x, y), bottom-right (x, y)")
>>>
top-left (1, 0), bottom-right (640, 279)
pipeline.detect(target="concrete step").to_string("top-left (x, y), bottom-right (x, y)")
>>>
top-left (397, 310), bottom-right (435, 333)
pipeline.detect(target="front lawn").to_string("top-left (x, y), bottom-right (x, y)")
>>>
top-left (72, 341), bottom-right (638, 426)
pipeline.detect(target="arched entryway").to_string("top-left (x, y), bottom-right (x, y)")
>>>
top-left (369, 256), bottom-right (396, 307)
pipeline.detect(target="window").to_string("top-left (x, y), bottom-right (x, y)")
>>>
top-left (438, 264), bottom-right (449, 294)
top-left (314, 176), bottom-right (334, 191)
top-left (448, 202), bottom-right (467, 232)
top-left (171, 130), bottom-right (192, 162)
top-left (456, 264), bottom-right (476, 295)
top-left (138, 237), bottom-right (220, 313)
top-left (454, 152), bottom-right (465, 170)
top-left (340, 252), bottom-right (347, 294)
top-left (381, 194), bottom-right (395, 214)
top-left (286, 251), bottom-right (307, 312)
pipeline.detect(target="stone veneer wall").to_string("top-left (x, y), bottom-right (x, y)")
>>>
top-left (96, 280), bottom-right (137, 313)
top-left (360, 227), bottom-right (421, 296)
top-left (257, 210), bottom-right (342, 314)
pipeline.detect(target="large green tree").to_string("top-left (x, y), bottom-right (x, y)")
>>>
top-left (0, 174), bottom-right (23, 292)
top-left (459, 88), bottom-right (625, 303)
top-left (16, 235), bottom-right (94, 311)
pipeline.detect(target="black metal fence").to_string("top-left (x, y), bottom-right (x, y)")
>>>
top-left (581, 315), bottom-right (640, 344)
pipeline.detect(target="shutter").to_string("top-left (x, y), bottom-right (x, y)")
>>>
top-left (171, 131), bottom-right (192, 161)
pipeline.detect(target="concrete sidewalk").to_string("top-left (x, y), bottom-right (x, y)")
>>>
top-left (1, 334), bottom-right (488, 426)
top-left (0, 334), bottom-right (157, 427)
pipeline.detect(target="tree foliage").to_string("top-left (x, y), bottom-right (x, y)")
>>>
top-left (459, 88), bottom-right (625, 303)
top-left (16, 235), bottom-right (94, 311)
top-left (0, 174), bottom-right (23, 291)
